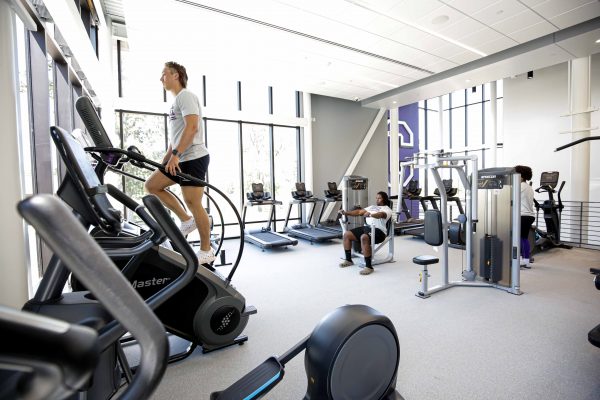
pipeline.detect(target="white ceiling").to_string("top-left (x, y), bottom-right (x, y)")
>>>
top-left (113, 0), bottom-right (600, 107)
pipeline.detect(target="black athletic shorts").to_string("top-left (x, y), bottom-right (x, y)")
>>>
top-left (160, 154), bottom-right (209, 187)
top-left (350, 226), bottom-right (386, 244)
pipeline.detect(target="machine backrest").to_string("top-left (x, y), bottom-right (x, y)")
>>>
top-left (423, 210), bottom-right (443, 246)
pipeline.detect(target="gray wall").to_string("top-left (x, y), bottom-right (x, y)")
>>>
top-left (310, 94), bottom-right (387, 208)
top-left (503, 54), bottom-right (599, 202)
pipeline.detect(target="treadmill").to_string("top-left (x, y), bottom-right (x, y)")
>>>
top-left (317, 182), bottom-right (344, 235)
top-left (283, 183), bottom-right (341, 243)
top-left (392, 180), bottom-right (428, 235)
top-left (242, 183), bottom-right (298, 250)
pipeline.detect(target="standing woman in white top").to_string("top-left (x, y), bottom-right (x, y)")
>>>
top-left (145, 61), bottom-right (215, 265)
top-left (515, 165), bottom-right (535, 268)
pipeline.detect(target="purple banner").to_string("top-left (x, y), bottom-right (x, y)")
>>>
top-left (398, 103), bottom-right (420, 220)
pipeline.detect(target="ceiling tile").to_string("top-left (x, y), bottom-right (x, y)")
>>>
top-left (507, 20), bottom-right (557, 43)
top-left (491, 9), bottom-right (547, 35)
top-left (439, 17), bottom-right (489, 40)
top-left (532, 0), bottom-right (596, 20)
top-left (430, 42), bottom-right (470, 59)
top-left (369, 39), bottom-right (432, 62)
top-left (365, 15), bottom-right (405, 38)
top-left (478, 35), bottom-right (519, 54)
top-left (459, 26), bottom-right (507, 48)
top-left (423, 58), bottom-right (459, 73)
top-left (387, 0), bottom-right (445, 21)
top-left (440, 0), bottom-right (501, 16)
top-left (549, 2), bottom-right (600, 29)
top-left (471, 0), bottom-right (528, 26)
top-left (518, 0), bottom-right (547, 7)
top-left (389, 25), bottom-right (452, 50)
top-left (447, 50), bottom-right (480, 64)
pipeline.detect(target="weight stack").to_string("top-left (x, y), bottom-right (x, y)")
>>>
top-left (480, 234), bottom-right (503, 282)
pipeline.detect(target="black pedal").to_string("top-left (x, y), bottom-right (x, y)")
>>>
top-left (211, 357), bottom-right (284, 400)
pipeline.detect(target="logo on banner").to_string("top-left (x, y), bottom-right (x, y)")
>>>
top-left (398, 121), bottom-right (414, 148)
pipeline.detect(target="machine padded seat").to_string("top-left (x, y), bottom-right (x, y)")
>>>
top-left (412, 255), bottom-right (439, 265)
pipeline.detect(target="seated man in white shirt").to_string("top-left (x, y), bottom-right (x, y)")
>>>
top-left (339, 191), bottom-right (393, 275)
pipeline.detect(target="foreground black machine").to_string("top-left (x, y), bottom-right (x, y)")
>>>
top-left (2, 195), bottom-right (171, 400)
top-left (555, 136), bottom-right (600, 348)
top-left (48, 125), bottom-right (256, 355)
top-left (211, 304), bottom-right (404, 400)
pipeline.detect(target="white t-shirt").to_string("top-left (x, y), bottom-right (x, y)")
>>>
top-left (364, 205), bottom-right (393, 234)
top-left (168, 89), bottom-right (208, 162)
top-left (521, 182), bottom-right (535, 217)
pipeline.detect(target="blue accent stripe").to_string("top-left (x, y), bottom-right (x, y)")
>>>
top-left (244, 372), bottom-right (281, 400)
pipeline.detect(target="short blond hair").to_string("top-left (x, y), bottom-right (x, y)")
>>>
top-left (165, 61), bottom-right (188, 88)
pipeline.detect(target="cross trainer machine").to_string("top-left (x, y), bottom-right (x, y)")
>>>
top-left (340, 176), bottom-right (394, 266)
top-left (1, 195), bottom-right (170, 400)
top-left (412, 153), bottom-right (522, 298)
top-left (210, 304), bottom-right (403, 400)
top-left (76, 96), bottom-right (229, 264)
top-left (532, 171), bottom-right (572, 253)
top-left (49, 126), bottom-right (256, 355)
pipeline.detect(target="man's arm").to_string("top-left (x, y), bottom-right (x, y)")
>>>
top-left (340, 208), bottom-right (366, 217)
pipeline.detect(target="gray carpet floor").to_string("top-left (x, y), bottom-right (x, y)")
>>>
top-left (150, 235), bottom-right (600, 400)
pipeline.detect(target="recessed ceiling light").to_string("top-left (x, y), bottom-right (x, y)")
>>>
top-left (465, 79), bottom-right (471, 82)
top-left (393, 101), bottom-right (397, 104)
top-left (431, 15), bottom-right (449, 25)
top-left (596, 38), bottom-right (600, 44)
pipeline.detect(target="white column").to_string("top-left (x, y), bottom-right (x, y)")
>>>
top-left (389, 107), bottom-right (399, 195)
top-left (438, 96), bottom-right (444, 150)
top-left (303, 92), bottom-right (313, 216)
top-left (568, 57), bottom-right (591, 203)
top-left (489, 81), bottom-right (497, 168)
top-left (0, 1), bottom-right (28, 308)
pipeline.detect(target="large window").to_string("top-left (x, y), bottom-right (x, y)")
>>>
top-left (241, 123), bottom-right (272, 230)
top-left (414, 82), bottom-right (504, 219)
top-left (118, 111), bottom-right (168, 221)
top-left (206, 120), bottom-right (242, 237)
top-left (273, 126), bottom-right (299, 230)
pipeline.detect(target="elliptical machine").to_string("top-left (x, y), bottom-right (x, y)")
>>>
top-left (211, 304), bottom-right (403, 400)
top-left (532, 171), bottom-right (572, 253)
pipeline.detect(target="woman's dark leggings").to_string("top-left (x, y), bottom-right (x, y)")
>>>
top-left (520, 216), bottom-right (535, 259)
